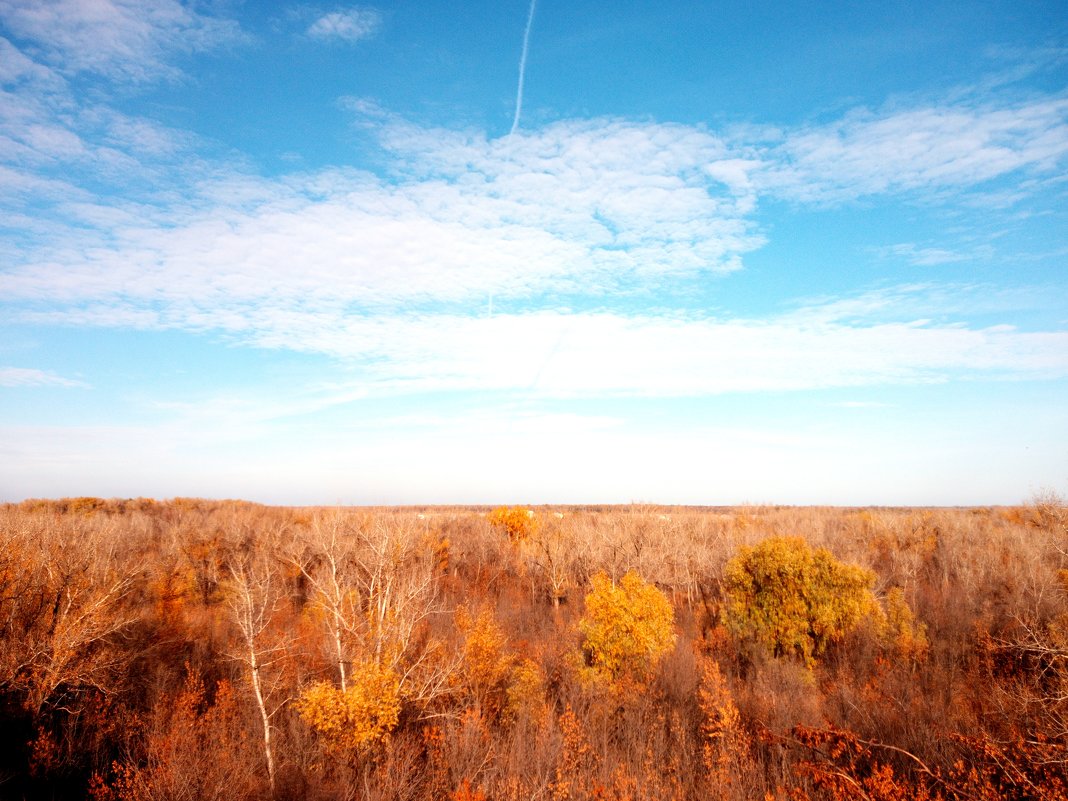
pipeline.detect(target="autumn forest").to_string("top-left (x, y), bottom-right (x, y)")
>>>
top-left (2, 497), bottom-right (1067, 800)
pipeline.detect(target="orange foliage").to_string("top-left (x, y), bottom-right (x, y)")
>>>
top-left (698, 656), bottom-right (751, 793)
top-left (1, 499), bottom-right (1066, 800)
top-left (91, 672), bottom-right (261, 801)
top-left (785, 724), bottom-right (1068, 801)
top-left (551, 706), bottom-right (597, 801)
top-left (489, 506), bottom-right (539, 542)
top-left (452, 778), bottom-right (488, 801)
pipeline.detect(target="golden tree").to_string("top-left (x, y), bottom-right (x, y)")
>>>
top-left (295, 661), bottom-right (402, 752)
top-left (723, 536), bottom-right (880, 665)
top-left (578, 571), bottom-right (676, 687)
top-left (489, 506), bottom-right (539, 542)
top-left (455, 606), bottom-right (515, 719)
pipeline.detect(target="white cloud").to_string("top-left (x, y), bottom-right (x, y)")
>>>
top-left (2, 51), bottom-right (1067, 408)
top-left (307, 8), bottom-right (381, 43)
top-left (3, 61), bottom-right (1065, 310)
top-left (0, 366), bottom-right (87, 388)
top-left (754, 97), bottom-right (1068, 203)
top-left (16, 292), bottom-right (1068, 398)
top-left (829, 401), bottom-right (892, 409)
top-left (0, 118), bottom-right (762, 311)
top-left (0, 0), bottom-right (242, 83)
top-left (0, 33), bottom-right (218, 247)
top-left (872, 242), bottom-right (995, 266)
top-left (288, 307), bottom-right (1068, 396)
top-left (5, 88), bottom-right (1063, 321)
top-left (0, 36), bottom-right (65, 90)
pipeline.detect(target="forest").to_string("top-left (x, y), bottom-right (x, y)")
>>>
top-left (1, 496), bottom-right (1066, 800)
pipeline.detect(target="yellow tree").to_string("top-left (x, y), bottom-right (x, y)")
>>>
top-left (294, 662), bottom-right (401, 753)
top-left (578, 571), bottom-right (676, 687)
top-left (454, 606), bottom-right (515, 719)
top-left (723, 536), bottom-right (880, 665)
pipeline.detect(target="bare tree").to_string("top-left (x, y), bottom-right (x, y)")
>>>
top-left (288, 512), bottom-right (361, 692)
top-left (520, 519), bottom-right (577, 609)
top-left (224, 553), bottom-right (293, 796)
top-left (290, 512), bottom-right (458, 714)
top-left (0, 513), bottom-right (135, 716)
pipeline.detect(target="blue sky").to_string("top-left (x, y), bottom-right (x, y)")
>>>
top-left (1, 0), bottom-right (1066, 505)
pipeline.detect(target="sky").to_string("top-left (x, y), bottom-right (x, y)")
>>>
top-left (1, 0), bottom-right (1066, 506)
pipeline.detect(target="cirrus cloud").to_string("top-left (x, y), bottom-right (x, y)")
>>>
top-left (307, 8), bottom-right (382, 43)
top-left (749, 96), bottom-right (1068, 203)
top-left (0, 117), bottom-right (763, 315)
top-left (0, 0), bottom-right (242, 83)
top-left (0, 366), bottom-right (87, 388)
top-left (12, 287), bottom-right (1068, 398)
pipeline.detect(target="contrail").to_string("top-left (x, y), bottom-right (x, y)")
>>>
top-left (509, 0), bottom-right (537, 137)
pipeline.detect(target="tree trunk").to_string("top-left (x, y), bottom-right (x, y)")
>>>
top-left (247, 642), bottom-right (276, 795)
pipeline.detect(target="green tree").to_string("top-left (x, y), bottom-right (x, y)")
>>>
top-left (579, 571), bottom-right (676, 686)
top-left (723, 536), bottom-right (879, 665)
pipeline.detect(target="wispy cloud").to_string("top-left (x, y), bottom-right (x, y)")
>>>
top-left (783, 283), bottom-right (1051, 326)
top-left (0, 366), bottom-right (87, 388)
top-left (307, 8), bottom-right (381, 43)
top-left (0, 118), bottom-right (760, 312)
top-left (0, 36), bottom-right (64, 89)
top-left (2, 40), bottom-right (1067, 408)
top-left (0, 36), bottom-right (223, 251)
top-left (0, 0), bottom-right (242, 83)
top-left (13, 291), bottom-right (1068, 398)
top-left (872, 242), bottom-right (994, 266)
top-left (9, 88), bottom-right (1065, 328)
top-left (753, 97), bottom-right (1068, 203)
top-left (829, 401), bottom-right (893, 409)
top-left (282, 306), bottom-right (1068, 396)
